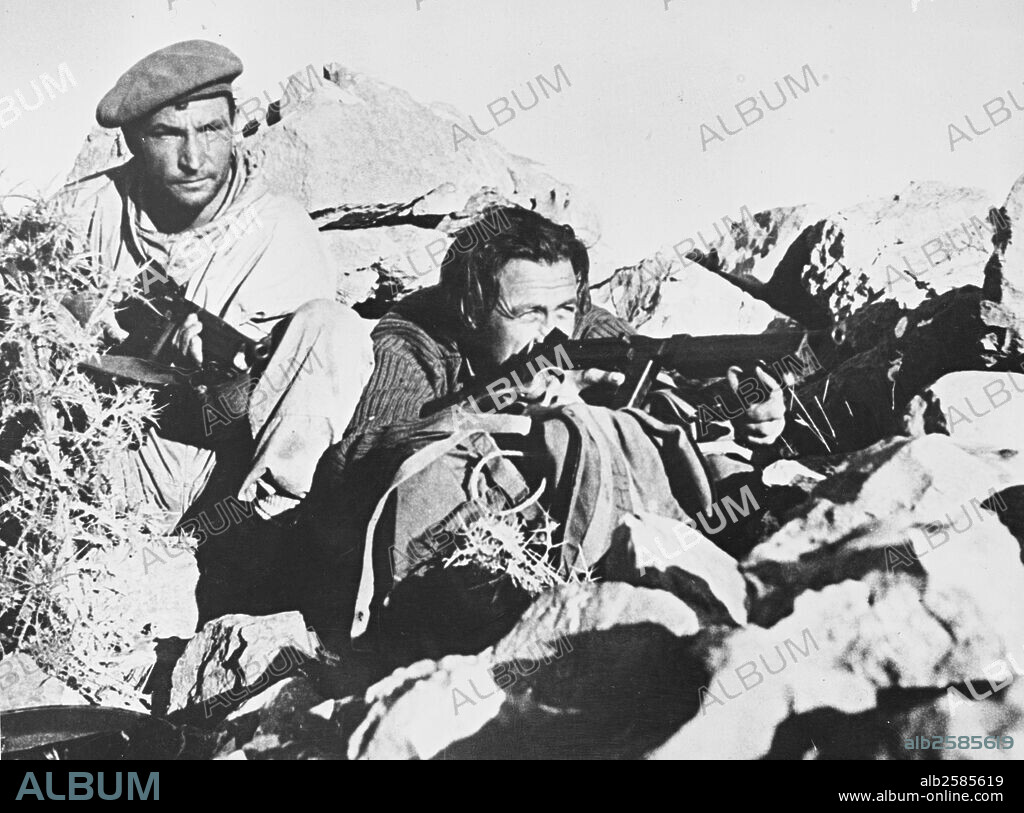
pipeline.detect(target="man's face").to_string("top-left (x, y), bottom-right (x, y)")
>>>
top-left (475, 258), bottom-right (579, 369)
top-left (130, 96), bottom-right (234, 213)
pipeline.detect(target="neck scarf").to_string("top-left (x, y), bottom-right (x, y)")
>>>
top-left (120, 154), bottom-right (266, 289)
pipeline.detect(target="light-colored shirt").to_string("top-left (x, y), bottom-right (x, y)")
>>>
top-left (60, 155), bottom-right (339, 525)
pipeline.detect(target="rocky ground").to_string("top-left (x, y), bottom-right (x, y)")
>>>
top-left (3, 64), bottom-right (1023, 760)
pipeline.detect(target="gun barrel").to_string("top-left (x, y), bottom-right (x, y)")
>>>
top-left (420, 326), bottom-right (840, 417)
top-left (651, 330), bottom-right (832, 380)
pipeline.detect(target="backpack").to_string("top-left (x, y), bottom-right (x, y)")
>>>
top-left (350, 404), bottom-right (715, 653)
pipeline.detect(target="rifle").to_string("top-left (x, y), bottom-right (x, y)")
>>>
top-left (78, 279), bottom-right (273, 445)
top-left (420, 324), bottom-right (847, 418)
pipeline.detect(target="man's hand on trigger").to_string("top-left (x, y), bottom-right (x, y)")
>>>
top-left (173, 312), bottom-right (204, 365)
top-left (727, 364), bottom-right (786, 446)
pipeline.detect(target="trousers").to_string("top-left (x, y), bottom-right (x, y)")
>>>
top-left (106, 298), bottom-right (374, 533)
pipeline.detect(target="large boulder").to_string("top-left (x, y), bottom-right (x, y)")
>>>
top-left (254, 65), bottom-right (597, 233)
top-left (609, 513), bottom-right (748, 626)
top-left (775, 181), bottom-right (995, 321)
top-left (347, 654), bottom-right (505, 760)
top-left (491, 581), bottom-right (701, 660)
top-left (168, 612), bottom-right (327, 720)
top-left (591, 250), bottom-right (779, 336)
top-left (778, 174), bottom-right (1024, 456)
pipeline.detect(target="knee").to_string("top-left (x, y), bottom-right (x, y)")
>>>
top-left (288, 299), bottom-right (372, 349)
top-left (290, 298), bottom-right (349, 327)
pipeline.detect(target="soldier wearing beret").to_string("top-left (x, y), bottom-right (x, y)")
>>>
top-left (61, 41), bottom-right (373, 617)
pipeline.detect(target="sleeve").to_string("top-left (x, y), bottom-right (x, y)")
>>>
top-left (56, 172), bottom-right (124, 284)
top-left (234, 198), bottom-right (337, 327)
top-left (334, 322), bottom-right (449, 467)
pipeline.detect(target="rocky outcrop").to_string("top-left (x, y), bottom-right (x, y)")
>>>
top-left (347, 654), bottom-right (504, 760)
top-left (984, 172), bottom-right (1024, 315)
top-left (775, 182), bottom-right (995, 321)
top-left (744, 435), bottom-right (1023, 621)
top-left (649, 577), bottom-right (1024, 759)
top-left (202, 583), bottom-right (711, 759)
top-left (256, 65), bottom-right (597, 234)
top-left (600, 181), bottom-right (994, 335)
top-left (345, 582), bottom-right (708, 760)
top-left (764, 173), bottom-right (1024, 456)
top-left (646, 432), bottom-right (1024, 759)
top-left (490, 581), bottom-right (702, 658)
top-left (611, 513), bottom-right (748, 626)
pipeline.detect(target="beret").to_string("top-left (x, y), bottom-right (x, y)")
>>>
top-left (96, 40), bottom-right (243, 128)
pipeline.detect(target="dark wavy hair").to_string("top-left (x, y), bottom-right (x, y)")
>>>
top-left (439, 206), bottom-right (591, 332)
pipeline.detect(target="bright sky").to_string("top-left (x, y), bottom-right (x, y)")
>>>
top-left (1, 0), bottom-right (1022, 265)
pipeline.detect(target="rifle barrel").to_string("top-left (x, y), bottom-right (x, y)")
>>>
top-left (649, 330), bottom-right (830, 380)
top-left (420, 327), bottom-right (837, 417)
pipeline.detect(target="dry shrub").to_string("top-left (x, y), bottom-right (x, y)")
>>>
top-left (0, 196), bottom-right (171, 702)
top-left (443, 499), bottom-right (595, 595)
